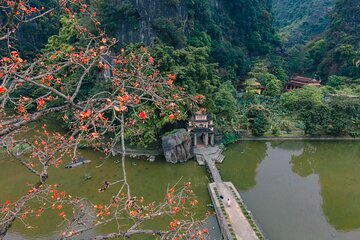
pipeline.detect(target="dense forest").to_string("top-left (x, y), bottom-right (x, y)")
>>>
top-left (272, 0), bottom-right (335, 46)
top-left (284, 0), bottom-right (360, 79)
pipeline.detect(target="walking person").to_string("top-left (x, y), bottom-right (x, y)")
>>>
top-left (226, 198), bottom-right (231, 207)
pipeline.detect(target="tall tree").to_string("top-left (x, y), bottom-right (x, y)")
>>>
top-left (0, 1), bottom-right (206, 239)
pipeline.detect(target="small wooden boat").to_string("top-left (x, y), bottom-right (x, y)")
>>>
top-left (65, 157), bottom-right (91, 168)
top-left (147, 156), bottom-right (156, 162)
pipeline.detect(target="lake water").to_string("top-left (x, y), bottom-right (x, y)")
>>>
top-left (0, 150), bottom-right (214, 239)
top-left (2, 139), bottom-right (360, 239)
top-left (220, 140), bottom-right (360, 240)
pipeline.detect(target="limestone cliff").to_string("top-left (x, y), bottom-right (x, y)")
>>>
top-left (162, 129), bottom-right (193, 164)
top-left (94, 0), bottom-right (277, 53)
top-left (95, 0), bottom-right (189, 47)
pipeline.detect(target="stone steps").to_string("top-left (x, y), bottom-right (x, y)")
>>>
top-left (216, 154), bottom-right (225, 163)
top-left (194, 146), bottom-right (224, 165)
top-left (195, 154), bottom-right (205, 165)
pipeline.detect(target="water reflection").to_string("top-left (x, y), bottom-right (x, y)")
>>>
top-left (221, 141), bottom-right (268, 190)
top-left (221, 140), bottom-right (360, 240)
top-left (291, 141), bottom-right (360, 231)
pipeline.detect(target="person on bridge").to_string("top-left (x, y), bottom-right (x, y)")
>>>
top-left (226, 198), bottom-right (231, 207)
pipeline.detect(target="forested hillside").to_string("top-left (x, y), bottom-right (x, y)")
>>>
top-left (317, 0), bottom-right (360, 78)
top-left (272, 0), bottom-right (335, 46)
top-left (285, 0), bottom-right (360, 80)
top-left (89, 0), bottom-right (281, 81)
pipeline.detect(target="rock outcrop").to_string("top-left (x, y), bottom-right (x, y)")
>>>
top-left (162, 129), bottom-right (193, 164)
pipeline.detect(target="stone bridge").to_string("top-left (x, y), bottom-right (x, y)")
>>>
top-left (196, 146), bottom-right (265, 240)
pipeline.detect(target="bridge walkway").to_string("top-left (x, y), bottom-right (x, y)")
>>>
top-left (203, 154), bottom-right (264, 240)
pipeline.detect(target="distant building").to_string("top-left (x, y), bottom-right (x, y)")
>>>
top-left (246, 81), bottom-right (262, 95)
top-left (285, 76), bottom-right (321, 92)
top-left (238, 78), bottom-right (263, 95)
top-left (187, 109), bottom-right (215, 147)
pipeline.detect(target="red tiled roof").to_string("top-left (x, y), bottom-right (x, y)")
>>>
top-left (290, 76), bottom-right (321, 83)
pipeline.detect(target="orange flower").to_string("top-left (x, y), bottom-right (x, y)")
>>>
top-left (169, 114), bottom-right (175, 120)
top-left (129, 210), bottom-right (138, 217)
top-left (2, 207), bottom-right (9, 213)
top-left (1, 57), bottom-right (11, 63)
top-left (123, 94), bottom-right (130, 102)
top-left (59, 211), bottom-right (66, 218)
top-left (148, 57), bottom-right (154, 65)
top-left (173, 207), bottom-right (180, 215)
top-left (91, 132), bottom-right (99, 139)
top-left (168, 74), bottom-right (176, 80)
top-left (114, 105), bottom-right (127, 113)
top-left (117, 96), bottom-right (124, 102)
top-left (10, 51), bottom-right (18, 58)
top-left (37, 98), bottom-right (46, 111)
top-left (80, 109), bottom-right (91, 119)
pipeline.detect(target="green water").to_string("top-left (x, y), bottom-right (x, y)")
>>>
top-left (0, 149), bottom-right (212, 239)
top-left (3, 129), bottom-right (360, 240)
top-left (220, 141), bottom-right (360, 240)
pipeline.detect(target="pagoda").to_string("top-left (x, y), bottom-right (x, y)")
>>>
top-left (285, 76), bottom-right (321, 91)
top-left (187, 109), bottom-right (215, 147)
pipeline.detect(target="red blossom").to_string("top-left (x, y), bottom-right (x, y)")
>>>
top-left (37, 98), bottom-right (46, 110)
top-left (0, 86), bottom-right (6, 95)
top-left (148, 57), bottom-right (154, 65)
top-left (138, 111), bottom-right (147, 120)
top-left (91, 132), bottom-right (99, 138)
top-left (59, 211), bottom-right (66, 218)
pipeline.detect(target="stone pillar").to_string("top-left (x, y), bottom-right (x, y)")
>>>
top-left (193, 133), bottom-right (197, 147)
top-left (210, 133), bottom-right (215, 146)
top-left (204, 133), bottom-right (209, 146)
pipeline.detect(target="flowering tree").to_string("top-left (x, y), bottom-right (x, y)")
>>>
top-left (0, 0), bottom-right (207, 239)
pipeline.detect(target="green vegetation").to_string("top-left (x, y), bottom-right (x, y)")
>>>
top-left (282, 86), bottom-right (360, 136)
top-left (7, 0), bottom-right (360, 143)
top-left (283, 0), bottom-right (360, 81)
top-left (272, 0), bottom-right (335, 46)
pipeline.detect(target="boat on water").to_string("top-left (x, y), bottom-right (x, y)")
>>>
top-left (147, 156), bottom-right (156, 162)
top-left (65, 157), bottom-right (91, 168)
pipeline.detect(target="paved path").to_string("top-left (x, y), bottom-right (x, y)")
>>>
top-left (205, 158), bottom-right (222, 182)
top-left (205, 157), bottom-right (262, 240)
top-left (216, 182), bottom-right (259, 240)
